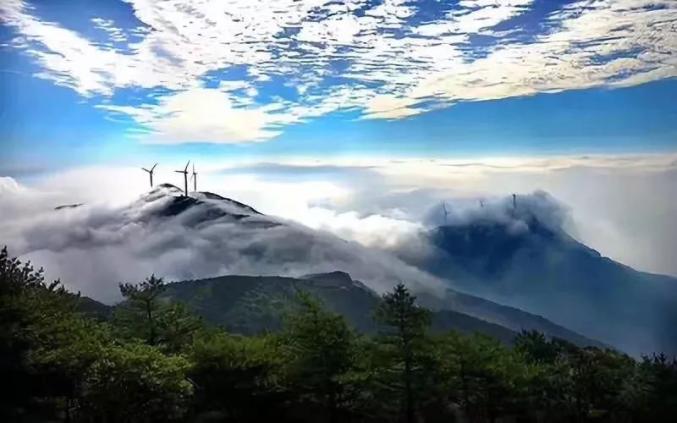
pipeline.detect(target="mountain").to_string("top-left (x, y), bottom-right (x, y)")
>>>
top-left (73, 270), bottom-right (599, 347)
top-left (144, 270), bottom-right (600, 346)
top-left (23, 185), bottom-right (602, 349)
top-left (409, 193), bottom-right (677, 355)
top-left (156, 271), bottom-right (590, 346)
top-left (75, 295), bottom-right (113, 320)
top-left (140, 187), bottom-right (601, 347)
top-left (75, 271), bottom-right (522, 342)
top-left (416, 288), bottom-right (601, 348)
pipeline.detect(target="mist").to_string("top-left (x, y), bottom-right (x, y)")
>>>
top-left (2, 154), bottom-right (676, 306)
top-left (0, 182), bottom-right (445, 303)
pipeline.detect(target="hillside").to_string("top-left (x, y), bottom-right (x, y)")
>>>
top-left (153, 271), bottom-right (602, 347)
top-left (411, 194), bottom-right (677, 355)
top-left (48, 186), bottom-right (603, 348)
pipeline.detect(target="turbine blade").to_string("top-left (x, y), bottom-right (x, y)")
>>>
top-left (184, 160), bottom-right (190, 172)
top-left (142, 168), bottom-right (149, 172)
top-left (151, 163), bottom-right (157, 171)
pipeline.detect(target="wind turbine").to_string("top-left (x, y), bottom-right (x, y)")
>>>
top-left (190, 163), bottom-right (198, 192)
top-left (512, 193), bottom-right (517, 210)
top-left (442, 202), bottom-right (450, 224)
top-left (174, 161), bottom-right (190, 196)
top-left (141, 163), bottom-right (158, 188)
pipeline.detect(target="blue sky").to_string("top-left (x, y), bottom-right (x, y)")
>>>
top-left (1, 0), bottom-right (676, 175)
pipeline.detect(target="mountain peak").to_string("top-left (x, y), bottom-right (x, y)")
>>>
top-left (144, 183), bottom-right (184, 201)
top-left (140, 185), bottom-right (262, 216)
top-left (415, 193), bottom-right (677, 355)
top-left (302, 271), bottom-right (376, 293)
top-left (430, 191), bottom-right (571, 237)
top-left (128, 184), bottom-right (269, 229)
top-left (303, 270), bottom-right (354, 284)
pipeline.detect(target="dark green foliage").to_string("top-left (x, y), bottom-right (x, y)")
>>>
top-left (81, 342), bottom-right (193, 422)
top-left (188, 330), bottom-right (286, 422)
top-left (158, 302), bottom-right (204, 353)
top-left (374, 283), bottom-right (433, 423)
top-left (0, 246), bottom-right (92, 420)
top-left (2, 246), bottom-right (677, 422)
top-left (634, 354), bottom-right (677, 421)
top-left (280, 292), bottom-right (357, 422)
top-left (115, 275), bottom-right (203, 353)
top-left (515, 329), bottom-right (562, 364)
top-left (0, 248), bottom-right (193, 422)
top-left (159, 273), bottom-right (381, 334)
top-left (434, 332), bottom-right (535, 422)
top-left (158, 273), bottom-right (533, 342)
top-left (514, 330), bottom-right (677, 422)
top-left (116, 274), bottom-right (167, 346)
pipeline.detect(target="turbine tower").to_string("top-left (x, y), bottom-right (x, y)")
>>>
top-left (174, 161), bottom-right (190, 196)
top-left (191, 163), bottom-right (198, 192)
top-left (512, 193), bottom-right (517, 210)
top-left (141, 163), bottom-right (158, 188)
top-left (442, 202), bottom-right (450, 224)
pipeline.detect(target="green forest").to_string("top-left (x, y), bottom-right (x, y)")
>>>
top-left (2, 246), bottom-right (676, 423)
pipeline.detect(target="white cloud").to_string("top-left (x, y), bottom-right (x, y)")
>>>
top-left (0, 176), bottom-right (23, 193)
top-left (363, 94), bottom-right (422, 119)
top-left (6, 160), bottom-right (676, 356)
top-left (451, 0), bottom-right (534, 33)
top-left (5, 153), bottom-right (676, 278)
top-left (1, 0), bottom-right (676, 142)
top-left (91, 17), bottom-right (127, 43)
top-left (0, 173), bottom-right (444, 302)
top-left (100, 88), bottom-right (283, 143)
top-left (214, 153), bottom-right (677, 277)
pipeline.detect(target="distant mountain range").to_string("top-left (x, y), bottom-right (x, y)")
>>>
top-left (79, 270), bottom-right (600, 348)
top-left (405, 196), bottom-right (677, 356)
top-left (31, 184), bottom-right (677, 356)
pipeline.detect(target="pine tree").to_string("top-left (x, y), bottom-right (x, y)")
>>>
top-left (374, 283), bottom-right (431, 423)
top-left (116, 274), bottom-right (166, 346)
top-left (282, 292), bottom-right (355, 423)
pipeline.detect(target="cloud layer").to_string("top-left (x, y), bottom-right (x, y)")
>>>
top-left (215, 154), bottom-right (677, 277)
top-left (0, 180), bottom-right (446, 303)
top-left (2, 0), bottom-right (676, 142)
top-left (2, 153), bottom-right (676, 296)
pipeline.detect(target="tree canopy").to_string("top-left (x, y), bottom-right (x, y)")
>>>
top-left (1, 246), bottom-right (676, 422)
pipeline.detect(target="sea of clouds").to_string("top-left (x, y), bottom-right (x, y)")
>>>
top-left (2, 154), bottom-right (676, 303)
top-left (1, 176), bottom-right (446, 303)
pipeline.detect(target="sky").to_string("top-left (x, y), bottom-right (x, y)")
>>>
top-left (1, 1), bottom-right (676, 277)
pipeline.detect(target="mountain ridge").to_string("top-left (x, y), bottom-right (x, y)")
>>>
top-left (35, 186), bottom-right (666, 354)
top-left (77, 270), bottom-right (600, 348)
top-left (410, 197), bottom-right (677, 356)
